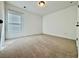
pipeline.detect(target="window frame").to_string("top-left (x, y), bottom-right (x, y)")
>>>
top-left (7, 9), bottom-right (22, 34)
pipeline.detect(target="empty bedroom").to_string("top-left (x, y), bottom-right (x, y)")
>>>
top-left (0, 0), bottom-right (79, 58)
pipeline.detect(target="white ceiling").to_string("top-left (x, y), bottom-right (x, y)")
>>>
top-left (6, 1), bottom-right (77, 16)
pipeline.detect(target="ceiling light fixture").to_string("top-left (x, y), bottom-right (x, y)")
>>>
top-left (37, 1), bottom-right (47, 8)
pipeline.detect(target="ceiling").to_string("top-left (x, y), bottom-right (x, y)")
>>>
top-left (6, 1), bottom-right (77, 16)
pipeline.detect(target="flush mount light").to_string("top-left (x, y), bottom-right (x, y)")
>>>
top-left (37, 1), bottom-right (47, 8)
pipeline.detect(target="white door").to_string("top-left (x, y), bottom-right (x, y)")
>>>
top-left (77, 2), bottom-right (79, 57)
top-left (76, 21), bottom-right (79, 57)
top-left (0, 2), bottom-right (5, 49)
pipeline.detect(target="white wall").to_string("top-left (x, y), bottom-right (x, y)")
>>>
top-left (5, 3), bottom-right (77, 40)
top-left (43, 5), bottom-right (77, 39)
top-left (5, 3), bottom-right (42, 39)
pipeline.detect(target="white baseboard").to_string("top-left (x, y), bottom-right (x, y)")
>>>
top-left (43, 33), bottom-right (75, 40)
top-left (6, 33), bottom-right (43, 40)
top-left (6, 33), bottom-right (75, 40)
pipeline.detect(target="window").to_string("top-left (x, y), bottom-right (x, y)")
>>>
top-left (8, 10), bottom-right (22, 33)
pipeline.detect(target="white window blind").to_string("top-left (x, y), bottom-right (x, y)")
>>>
top-left (8, 10), bottom-right (22, 33)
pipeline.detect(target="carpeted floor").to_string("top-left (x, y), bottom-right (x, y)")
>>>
top-left (0, 34), bottom-right (78, 58)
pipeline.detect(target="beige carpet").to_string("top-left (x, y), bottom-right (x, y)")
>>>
top-left (0, 34), bottom-right (78, 58)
